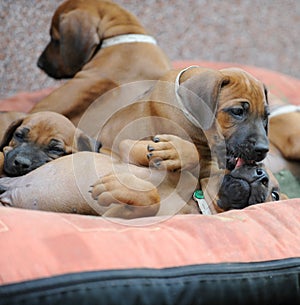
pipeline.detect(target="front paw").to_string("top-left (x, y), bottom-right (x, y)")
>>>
top-left (146, 134), bottom-right (199, 171)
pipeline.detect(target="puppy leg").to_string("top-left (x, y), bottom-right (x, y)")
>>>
top-left (119, 135), bottom-right (199, 172)
top-left (91, 173), bottom-right (160, 207)
top-left (119, 139), bottom-right (151, 166)
top-left (91, 173), bottom-right (160, 218)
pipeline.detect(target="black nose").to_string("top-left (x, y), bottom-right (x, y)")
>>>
top-left (14, 156), bottom-right (31, 169)
top-left (255, 168), bottom-right (269, 186)
top-left (254, 143), bottom-right (269, 159)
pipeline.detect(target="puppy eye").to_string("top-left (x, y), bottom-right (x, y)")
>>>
top-left (271, 190), bottom-right (280, 201)
top-left (14, 131), bottom-right (24, 140)
top-left (48, 140), bottom-right (65, 155)
top-left (229, 107), bottom-right (245, 119)
top-left (48, 146), bottom-right (65, 155)
top-left (14, 130), bottom-right (26, 141)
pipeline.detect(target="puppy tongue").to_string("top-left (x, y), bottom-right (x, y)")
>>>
top-left (235, 158), bottom-right (245, 168)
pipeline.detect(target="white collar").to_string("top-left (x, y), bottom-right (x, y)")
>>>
top-left (174, 65), bottom-right (203, 129)
top-left (101, 34), bottom-right (157, 48)
top-left (269, 104), bottom-right (300, 118)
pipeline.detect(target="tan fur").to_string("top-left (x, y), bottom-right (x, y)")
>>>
top-left (30, 0), bottom-right (170, 125)
top-left (0, 111), bottom-right (97, 177)
top-left (98, 66), bottom-right (269, 212)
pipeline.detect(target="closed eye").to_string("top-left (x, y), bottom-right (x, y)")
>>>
top-left (13, 127), bottom-right (29, 142)
top-left (48, 146), bottom-right (65, 155)
top-left (48, 139), bottom-right (65, 156)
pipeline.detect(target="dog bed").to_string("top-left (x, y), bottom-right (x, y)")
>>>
top-left (0, 61), bottom-right (299, 305)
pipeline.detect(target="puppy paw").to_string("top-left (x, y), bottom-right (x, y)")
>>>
top-left (90, 173), bottom-right (160, 207)
top-left (146, 134), bottom-right (199, 171)
top-left (119, 139), bottom-right (151, 166)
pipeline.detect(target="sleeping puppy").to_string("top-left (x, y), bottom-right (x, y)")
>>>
top-left (0, 111), bottom-right (99, 177)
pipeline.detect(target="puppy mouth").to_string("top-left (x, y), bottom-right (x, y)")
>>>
top-left (226, 156), bottom-right (256, 171)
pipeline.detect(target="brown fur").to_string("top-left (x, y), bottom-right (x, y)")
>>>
top-left (30, 0), bottom-right (171, 125)
top-left (0, 111), bottom-right (98, 177)
top-left (97, 66), bottom-right (269, 212)
top-left (0, 66), bottom-right (273, 217)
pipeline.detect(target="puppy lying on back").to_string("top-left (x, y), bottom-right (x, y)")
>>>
top-left (0, 111), bottom-right (99, 177)
top-left (92, 135), bottom-right (282, 216)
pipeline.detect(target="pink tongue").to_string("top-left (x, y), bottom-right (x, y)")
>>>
top-left (236, 158), bottom-right (245, 168)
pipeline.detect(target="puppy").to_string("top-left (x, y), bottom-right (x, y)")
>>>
top-left (268, 93), bottom-right (300, 161)
top-left (0, 111), bottom-right (99, 177)
top-left (217, 164), bottom-right (280, 211)
top-left (97, 66), bottom-right (270, 212)
top-left (30, 0), bottom-right (171, 125)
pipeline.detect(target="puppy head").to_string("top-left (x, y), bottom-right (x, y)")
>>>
top-left (217, 163), bottom-right (281, 211)
top-left (217, 68), bottom-right (269, 169)
top-left (0, 111), bottom-right (99, 176)
top-left (37, 0), bottom-right (101, 78)
top-left (177, 67), bottom-right (269, 170)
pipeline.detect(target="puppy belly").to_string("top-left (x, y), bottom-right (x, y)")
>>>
top-left (0, 152), bottom-right (118, 215)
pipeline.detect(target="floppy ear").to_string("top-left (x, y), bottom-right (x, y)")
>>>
top-left (59, 9), bottom-right (100, 75)
top-left (177, 70), bottom-right (230, 130)
top-left (0, 118), bottom-right (24, 151)
top-left (74, 130), bottom-right (102, 152)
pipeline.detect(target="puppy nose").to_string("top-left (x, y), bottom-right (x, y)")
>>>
top-left (254, 143), bottom-right (269, 159)
top-left (255, 168), bottom-right (269, 186)
top-left (256, 168), bottom-right (266, 177)
top-left (37, 56), bottom-right (44, 70)
top-left (14, 156), bottom-right (31, 169)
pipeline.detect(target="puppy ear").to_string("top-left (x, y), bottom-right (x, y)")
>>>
top-left (59, 10), bottom-right (100, 75)
top-left (74, 131), bottom-right (102, 152)
top-left (0, 118), bottom-right (24, 151)
top-left (177, 70), bottom-right (230, 130)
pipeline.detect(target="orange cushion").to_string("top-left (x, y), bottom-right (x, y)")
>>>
top-left (0, 62), bottom-right (299, 303)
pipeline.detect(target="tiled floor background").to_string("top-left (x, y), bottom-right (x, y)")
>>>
top-left (1, 0), bottom-right (300, 98)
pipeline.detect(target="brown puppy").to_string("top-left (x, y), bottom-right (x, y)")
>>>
top-left (268, 93), bottom-right (300, 161)
top-left (97, 66), bottom-right (269, 213)
top-left (216, 164), bottom-right (280, 210)
top-left (30, 0), bottom-right (171, 125)
top-left (0, 111), bottom-right (99, 177)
